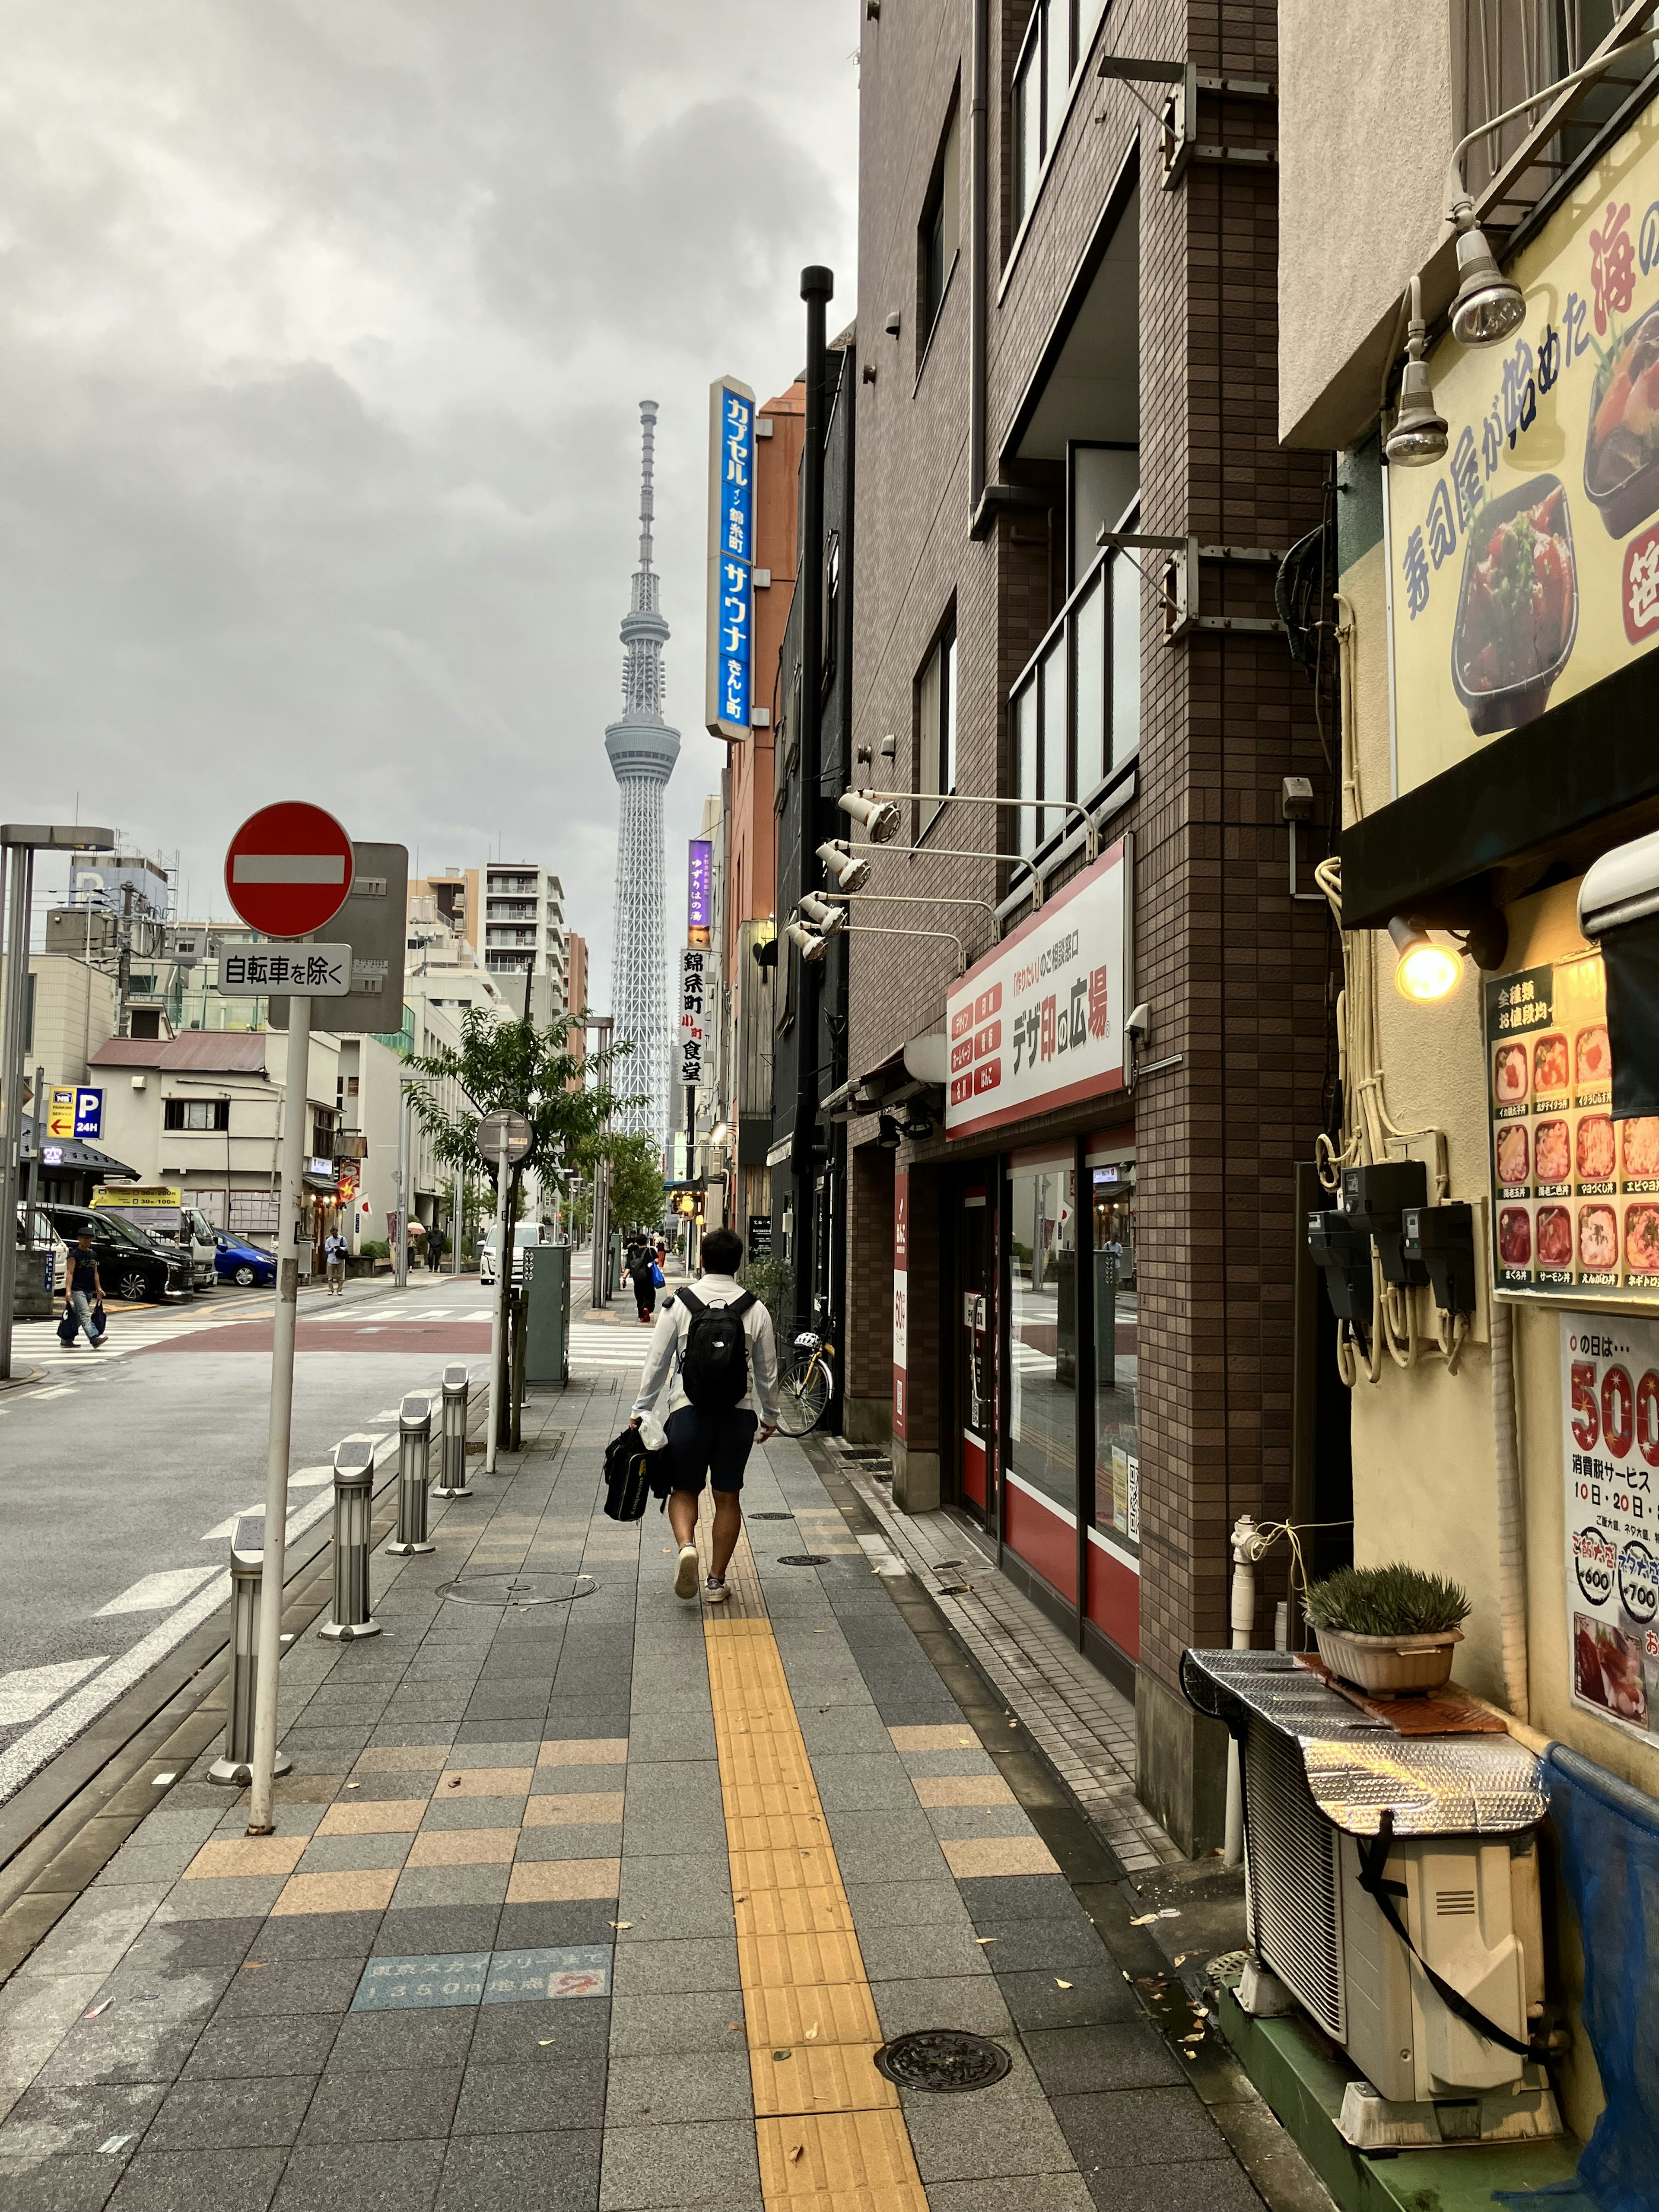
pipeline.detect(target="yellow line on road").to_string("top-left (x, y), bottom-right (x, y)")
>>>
top-left (702, 1525), bottom-right (925, 2212)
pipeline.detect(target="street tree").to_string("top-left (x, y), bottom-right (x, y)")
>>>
top-left (405, 1008), bottom-right (638, 1445)
top-left (579, 1129), bottom-right (666, 1241)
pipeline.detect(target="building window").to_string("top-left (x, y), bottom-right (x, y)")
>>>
top-left (1091, 1155), bottom-right (1138, 1551)
top-left (1009, 497), bottom-right (1141, 859)
top-left (1008, 1163), bottom-right (1077, 1517)
top-left (163, 1097), bottom-right (230, 1131)
top-left (1010, 0), bottom-right (1109, 235)
top-left (230, 1189), bottom-right (279, 1236)
top-left (919, 100), bottom-right (960, 353)
top-left (311, 1109), bottom-right (337, 1156)
top-left (916, 621), bottom-right (957, 834)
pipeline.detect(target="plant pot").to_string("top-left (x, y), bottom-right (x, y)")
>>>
top-left (1313, 1624), bottom-right (1463, 1697)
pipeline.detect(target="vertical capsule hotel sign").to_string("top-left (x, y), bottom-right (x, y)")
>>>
top-left (706, 375), bottom-right (756, 741)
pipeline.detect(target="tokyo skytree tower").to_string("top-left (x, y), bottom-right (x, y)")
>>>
top-left (604, 400), bottom-right (679, 1151)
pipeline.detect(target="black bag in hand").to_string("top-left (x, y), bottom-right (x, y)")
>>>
top-left (57, 1308), bottom-right (78, 1346)
top-left (602, 1428), bottom-right (654, 1522)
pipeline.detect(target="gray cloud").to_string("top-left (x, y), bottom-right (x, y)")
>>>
top-left (0, 0), bottom-right (858, 995)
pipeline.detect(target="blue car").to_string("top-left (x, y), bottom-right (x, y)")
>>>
top-left (214, 1236), bottom-right (277, 1287)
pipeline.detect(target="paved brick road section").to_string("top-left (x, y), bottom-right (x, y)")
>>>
top-left (0, 1384), bottom-right (1264, 2212)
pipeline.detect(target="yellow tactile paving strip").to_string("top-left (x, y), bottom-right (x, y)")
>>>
top-left (704, 1592), bottom-right (928, 2212)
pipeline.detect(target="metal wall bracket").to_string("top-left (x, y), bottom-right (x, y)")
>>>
top-left (1096, 532), bottom-right (1287, 642)
top-left (1097, 57), bottom-right (1277, 189)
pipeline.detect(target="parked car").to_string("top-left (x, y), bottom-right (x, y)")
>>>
top-left (213, 1235), bottom-right (277, 1288)
top-left (91, 1189), bottom-right (219, 1290)
top-left (479, 1222), bottom-right (553, 1287)
top-left (40, 1203), bottom-right (191, 1304)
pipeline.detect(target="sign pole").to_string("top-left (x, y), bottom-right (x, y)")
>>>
top-left (246, 989), bottom-right (311, 1835)
top-left (485, 1129), bottom-right (509, 1475)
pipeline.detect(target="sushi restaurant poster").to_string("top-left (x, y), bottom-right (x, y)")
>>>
top-left (1388, 102), bottom-right (1659, 798)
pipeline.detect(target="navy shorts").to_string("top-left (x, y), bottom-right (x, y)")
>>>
top-left (665, 1405), bottom-right (758, 1495)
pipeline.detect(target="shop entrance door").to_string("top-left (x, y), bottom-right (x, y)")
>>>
top-left (954, 1186), bottom-right (995, 1525)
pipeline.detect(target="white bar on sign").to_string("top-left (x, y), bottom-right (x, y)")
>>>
top-left (232, 855), bottom-right (347, 884)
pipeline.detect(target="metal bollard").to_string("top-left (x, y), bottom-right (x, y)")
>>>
top-left (209, 1515), bottom-right (295, 1785)
top-left (384, 1393), bottom-right (436, 1555)
top-left (320, 1440), bottom-right (381, 1640)
top-left (433, 1363), bottom-right (473, 1498)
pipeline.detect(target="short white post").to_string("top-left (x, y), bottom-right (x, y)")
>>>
top-left (1223, 1511), bottom-right (1258, 1870)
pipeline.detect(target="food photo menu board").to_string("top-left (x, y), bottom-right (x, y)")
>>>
top-left (1487, 955), bottom-right (1659, 1300)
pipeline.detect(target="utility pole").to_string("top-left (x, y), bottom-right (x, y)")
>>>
top-left (793, 265), bottom-right (834, 1324)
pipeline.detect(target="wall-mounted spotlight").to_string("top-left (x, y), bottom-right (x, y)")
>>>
top-left (1384, 276), bottom-right (1448, 467)
top-left (785, 919), bottom-right (829, 962)
top-left (1388, 916), bottom-right (1462, 1003)
top-left (839, 790), bottom-right (902, 842)
top-left (816, 839), bottom-right (871, 891)
top-left (905, 1106), bottom-right (935, 1142)
top-left (798, 893), bottom-right (846, 937)
top-left (876, 1112), bottom-right (903, 1150)
top-left (1447, 202), bottom-right (1526, 347)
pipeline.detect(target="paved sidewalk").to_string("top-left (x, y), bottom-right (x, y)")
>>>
top-left (0, 1380), bottom-right (1270, 2212)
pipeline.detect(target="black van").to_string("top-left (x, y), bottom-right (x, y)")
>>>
top-left (42, 1205), bottom-right (191, 1306)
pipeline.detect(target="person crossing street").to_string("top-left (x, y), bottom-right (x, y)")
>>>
top-left (631, 1226), bottom-right (778, 1604)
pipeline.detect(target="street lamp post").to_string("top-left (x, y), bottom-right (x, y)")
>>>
top-left (0, 825), bottom-right (115, 1382)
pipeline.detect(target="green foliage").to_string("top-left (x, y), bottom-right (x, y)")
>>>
top-left (1303, 1563), bottom-right (1471, 1637)
top-left (580, 1129), bottom-right (665, 1234)
top-left (738, 1255), bottom-right (795, 1335)
top-left (360, 1239), bottom-right (390, 1261)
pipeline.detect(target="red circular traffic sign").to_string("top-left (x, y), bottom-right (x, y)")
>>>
top-left (223, 803), bottom-right (354, 939)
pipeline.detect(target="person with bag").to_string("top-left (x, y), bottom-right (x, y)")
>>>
top-left (63, 1230), bottom-right (108, 1349)
top-left (626, 1235), bottom-right (657, 1325)
top-left (631, 1225), bottom-right (779, 1603)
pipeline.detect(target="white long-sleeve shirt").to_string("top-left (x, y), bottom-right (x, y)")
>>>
top-left (631, 1275), bottom-right (780, 1424)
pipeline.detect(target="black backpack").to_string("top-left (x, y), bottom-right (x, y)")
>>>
top-left (602, 1428), bottom-right (654, 1521)
top-left (677, 1288), bottom-right (755, 1409)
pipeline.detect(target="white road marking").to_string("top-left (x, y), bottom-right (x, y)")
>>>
top-left (0, 1657), bottom-right (110, 1724)
top-left (97, 1567), bottom-right (222, 1616)
top-left (31, 1386), bottom-right (76, 1401)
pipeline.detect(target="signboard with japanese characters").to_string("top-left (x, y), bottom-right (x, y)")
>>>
top-left (677, 945), bottom-right (708, 1090)
top-left (1386, 105), bottom-right (1659, 798)
top-left (944, 839), bottom-right (1129, 1140)
top-left (1483, 950), bottom-right (1659, 1301)
top-left (1561, 1310), bottom-right (1659, 1745)
top-left (46, 1086), bottom-right (102, 1141)
top-left (893, 1170), bottom-right (909, 1440)
top-left (705, 375), bottom-right (756, 741)
top-left (688, 839), bottom-right (713, 941)
top-left (219, 944), bottom-right (351, 995)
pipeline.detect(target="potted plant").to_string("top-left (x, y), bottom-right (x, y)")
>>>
top-left (1303, 1564), bottom-right (1471, 1696)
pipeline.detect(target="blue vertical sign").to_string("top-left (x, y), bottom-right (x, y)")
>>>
top-left (706, 375), bottom-right (756, 741)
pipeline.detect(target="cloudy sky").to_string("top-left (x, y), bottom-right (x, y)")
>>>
top-left (1, 0), bottom-right (859, 1002)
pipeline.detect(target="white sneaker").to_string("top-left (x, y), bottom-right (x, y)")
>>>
top-left (673, 1545), bottom-right (700, 1599)
top-left (703, 1576), bottom-right (730, 1604)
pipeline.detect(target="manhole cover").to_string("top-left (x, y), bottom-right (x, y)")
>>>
top-left (438, 1573), bottom-right (597, 1607)
top-left (749, 1513), bottom-right (795, 1521)
top-left (775, 1554), bottom-right (831, 1567)
top-left (874, 2030), bottom-right (1011, 2093)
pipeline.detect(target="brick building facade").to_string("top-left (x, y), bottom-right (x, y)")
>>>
top-left (833, 0), bottom-right (1335, 1850)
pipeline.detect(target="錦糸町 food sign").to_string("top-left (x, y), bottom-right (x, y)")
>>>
top-left (1388, 103), bottom-right (1659, 798)
top-left (945, 840), bottom-right (1128, 1140)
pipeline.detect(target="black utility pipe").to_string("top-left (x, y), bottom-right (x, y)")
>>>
top-left (793, 264), bottom-right (834, 1319)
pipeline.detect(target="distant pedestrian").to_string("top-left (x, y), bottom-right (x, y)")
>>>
top-left (324, 1230), bottom-right (349, 1295)
top-left (627, 1236), bottom-right (657, 1325)
top-left (426, 1223), bottom-right (447, 1272)
top-left (64, 1231), bottom-right (107, 1348)
top-left (632, 1226), bottom-right (778, 1605)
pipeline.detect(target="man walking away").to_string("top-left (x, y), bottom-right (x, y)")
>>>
top-left (324, 1229), bottom-right (349, 1296)
top-left (65, 1231), bottom-right (106, 1347)
top-left (426, 1222), bottom-right (447, 1272)
top-left (632, 1226), bottom-right (779, 1604)
top-left (627, 1236), bottom-right (657, 1326)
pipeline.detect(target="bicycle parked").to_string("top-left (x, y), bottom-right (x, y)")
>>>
top-left (773, 1327), bottom-right (836, 1435)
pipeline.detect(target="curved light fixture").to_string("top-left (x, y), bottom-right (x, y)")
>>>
top-left (1448, 202), bottom-right (1525, 347)
top-left (1384, 276), bottom-right (1448, 467)
top-left (798, 893), bottom-right (847, 937)
top-left (1389, 915), bottom-right (1462, 1003)
top-left (876, 1112), bottom-right (903, 1150)
top-left (816, 838), bottom-right (871, 891)
top-left (838, 789), bottom-right (902, 843)
top-left (785, 919), bottom-right (828, 962)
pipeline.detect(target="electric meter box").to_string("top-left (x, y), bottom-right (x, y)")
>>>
top-left (521, 1243), bottom-right (571, 1389)
top-left (1401, 1202), bottom-right (1477, 1318)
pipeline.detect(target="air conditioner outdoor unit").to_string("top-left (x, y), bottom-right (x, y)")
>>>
top-left (1239, 1714), bottom-right (1561, 2151)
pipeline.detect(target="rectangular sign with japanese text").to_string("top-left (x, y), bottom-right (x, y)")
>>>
top-left (688, 840), bottom-right (713, 937)
top-left (1483, 951), bottom-right (1659, 1300)
top-left (220, 944), bottom-right (351, 995)
top-left (677, 945), bottom-right (707, 1090)
top-left (705, 375), bottom-right (756, 741)
top-left (944, 839), bottom-right (1129, 1140)
top-left (1561, 1310), bottom-right (1659, 1745)
top-left (1387, 107), bottom-right (1659, 798)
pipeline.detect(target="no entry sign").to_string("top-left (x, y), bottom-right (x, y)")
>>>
top-left (224, 803), bottom-right (354, 939)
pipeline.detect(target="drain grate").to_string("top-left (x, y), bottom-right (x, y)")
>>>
top-left (438, 1573), bottom-right (597, 1608)
top-left (748, 1513), bottom-right (795, 1521)
top-left (874, 2029), bottom-right (1012, 2093)
top-left (775, 1554), bottom-right (831, 1567)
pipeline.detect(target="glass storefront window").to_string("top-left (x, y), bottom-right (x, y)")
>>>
top-left (1008, 1165), bottom-right (1077, 1514)
top-left (1091, 1158), bottom-right (1138, 1547)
